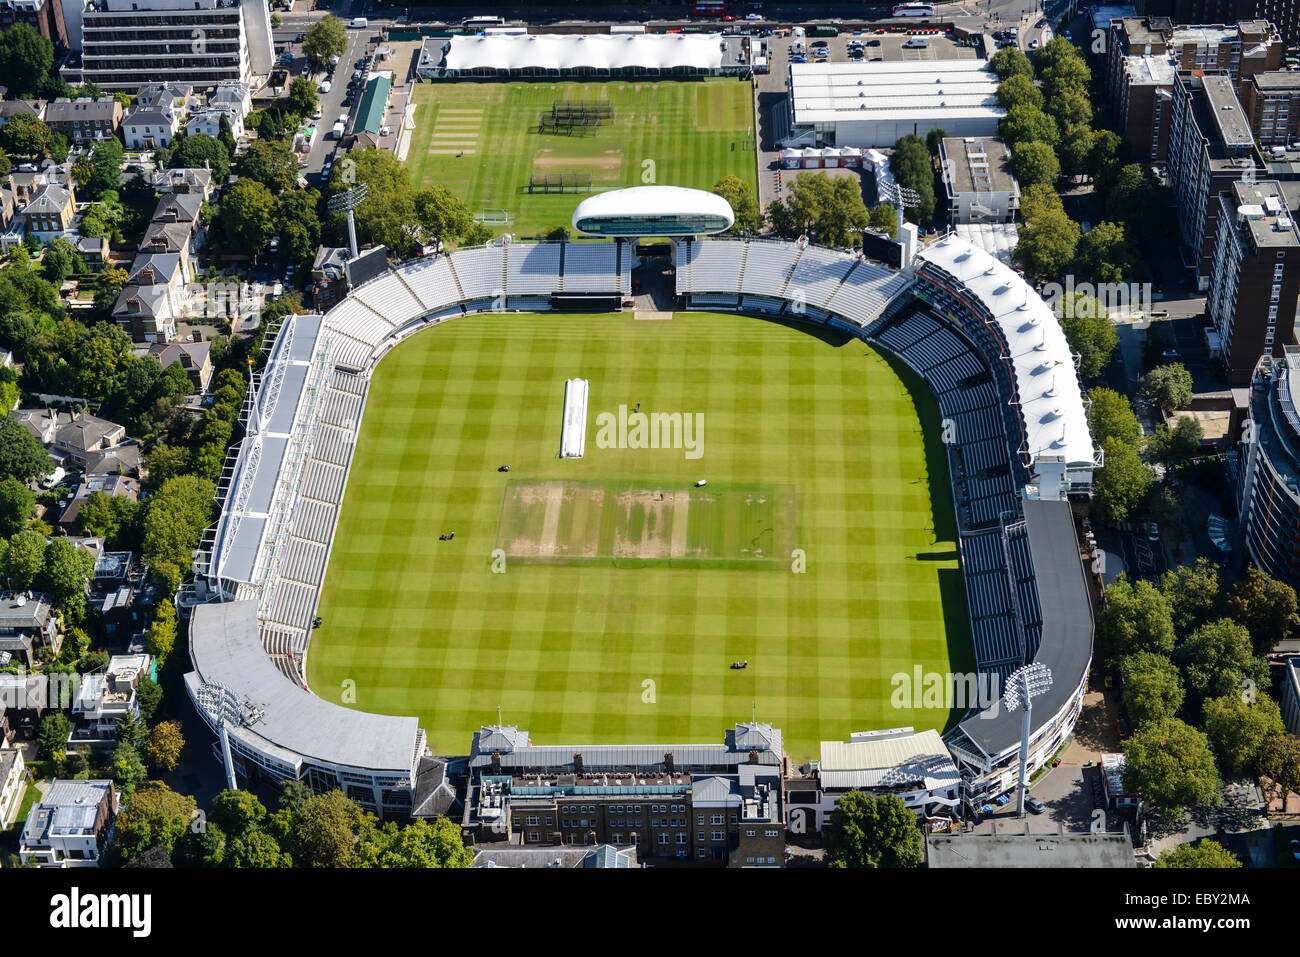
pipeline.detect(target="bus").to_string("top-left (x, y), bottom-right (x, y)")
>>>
top-left (462, 15), bottom-right (506, 27)
top-left (693, 0), bottom-right (726, 18)
top-left (892, 3), bottom-right (936, 16)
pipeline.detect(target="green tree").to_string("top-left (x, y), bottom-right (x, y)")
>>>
top-left (1046, 89), bottom-right (1092, 130)
top-left (210, 789), bottom-right (269, 840)
top-left (355, 817), bottom-right (474, 868)
top-left (239, 137), bottom-right (298, 195)
top-left (1010, 140), bottom-right (1060, 187)
top-left (286, 76), bottom-right (318, 122)
top-left (41, 237), bottom-right (82, 283)
top-left (275, 188), bottom-right (322, 271)
top-left (0, 476), bottom-right (34, 537)
top-left (1257, 733), bottom-right (1300, 809)
top-left (220, 178), bottom-right (276, 255)
top-left (141, 475), bottom-right (216, 594)
top-left (147, 600), bottom-right (178, 665)
top-left (1175, 618), bottom-right (1270, 709)
top-left (37, 710), bottom-right (72, 761)
top-left (1057, 295), bottom-right (1116, 381)
top-left (328, 148), bottom-right (418, 256)
top-left (135, 676), bottom-right (162, 724)
top-left (888, 134), bottom-right (937, 223)
top-left (989, 45), bottom-right (1034, 80)
top-left (302, 15), bottom-right (347, 69)
top-left (998, 104), bottom-right (1059, 148)
top-left (1119, 651), bottom-right (1184, 727)
top-left (770, 171), bottom-right (872, 245)
top-left (217, 112), bottom-right (237, 157)
top-left (1104, 163), bottom-right (1159, 228)
top-left (0, 113), bottom-right (52, 158)
top-left (1203, 693), bottom-right (1285, 777)
top-left (110, 742), bottom-right (148, 798)
top-left (1086, 387), bottom-right (1140, 447)
top-left (1086, 130), bottom-right (1123, 188)
top-left (1057, 123), bottom-right (1094, 178)
top-left (170, 133), bottom-right (230, 182)
top-left (42, 536), bottom-right (95, 621)
top-left (1154, 839), bottom-right (1241, 868)
top-left (1225, 566), bottom-right (1300, 655)
top-left (0, 420), bottom-right (50, 487)
top-left (1097, 576), bottom-right (1176, 663)
top-left (711, 174), bottom-right (763, 235)
top-left (2, 528), bottom-right (47, 589)
top-left (291, 790), bottom-right (374, 868)
top-left (226, 829), bottom-right (293, 868)
top-left (144, 720), bottom-right (186, 773)
top-left (0, 24), bottom-right (54, 98)
top-left (1122, 718), bottom-right (1222, 814)
top-left (1076, 220), bottom-right (1137, 284)
top-left (1139, 363), bottom-right (1193, 413)
top-left (144, 444), bottom-right (191, 486)
top-left (867, 204), bottom-right (896, 238)
top-left (104, 782), bottom-right (196, 866)
top-left (1160, 558), bottom-right (1222, 636)
top-left (925, 127), bottom-right (948, 156)
top-left (85, 138), bottom-right (125, 201)
top-left (824, 791), bottom-right (923, 868)
top-left (996, 73), bottom-right (1044, 112)
top-left (1013, 206), bottom-right (1079, 277)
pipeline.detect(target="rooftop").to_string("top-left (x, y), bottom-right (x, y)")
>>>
top-left (940, 137), bottom-right (1018, 197)
top-left (789, 59), bottom-right (1003, 125)
top-left (1228, 179), bottom-right (1300, 249)
top-left (927, 828), bottom-right (1135, 867)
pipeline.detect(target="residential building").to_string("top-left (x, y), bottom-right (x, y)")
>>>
top-left (120, 105), bottom-right (181, 150)
top-left (42, 97), bottom-right (122, 145)
top-left (146, 339), bottom-right (212, 391)
top-left (0, 99), bottom-right (46, 127)
top-left (9, 407), bottom-right (137, 472)
top-left (76, 235), bottom-right (108, 270)
top-left (1240, 71), bottom-right (1300, 146)
top-left (0, 746), bottom-right (25, 830)
top-left (1166, 70), bottom-right (1260, 287)
top-left (463, 722), bottom-right (785, 867)
top-left (151, 166), bottom-right (213, 199)
top-left (138, 221), bottom-right (194, 282)
top-left (19, 779), bottom-right (118, 867)
top-left (207, 80), bottom-right (251, 118)
top-left (57, 471), bottom-right (141, 531)
top-left (1134, 0), bottom-right (1300, 49)
top-left (410, 756), bottom-right (461, 820)
top-left (78, 0), bottom-right (274, 92)
top-left (0, 0), bottom-right (69, 51)
top-left (21, 182), bottom-right (76, 241)
top-left (69, 653), bottom-right (151, 747)
top-left (1206, 179), bottom-right (1300, 383)
top-left (1114, 55), bottom-right (1178, 162)
top-left (1239, 349), bottom-right (1300, 591)
top-left (938, 137), bottom-right (1019, 224)
top-left (134, 81), bottom-right (190, 112)
top-left (0, 673), bottom-right (49, 738)
top-left (0, 591), bottom-right (58, 668)
top-left (113, 258), bottom-right (185, 342)
top-left (309, 246), bottom-right (352, 313)
top-left (184, 107), bottom-right (243, 141)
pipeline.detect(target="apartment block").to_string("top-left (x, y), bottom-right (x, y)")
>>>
top-left (1241, 71), bottom-right (1300, 146)
top-left (1207, 179), bottom-right (1300, 383)
top-left (1136, 0), bottom-right (1300, 48)
top-left (0, 0), bottom-right (70, 50)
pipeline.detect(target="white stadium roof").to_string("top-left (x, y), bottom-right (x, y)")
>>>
top-left (916, 234), bottom-right (1095, 470)
top-left (572, 185), bottom-right (735, 235)
top-left (819, 729), bottom-right (961, 792)
top-left (788, 59), bottom-right (1003, 126)
top-left (435, 32), bottom-right (727, 72)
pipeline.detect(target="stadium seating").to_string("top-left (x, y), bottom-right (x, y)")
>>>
top-left (562, 243), bottom-right (625, 293)
top-left (505, 243), bottom-right (562, 296)
top-left (399, 256), bottom-right (462, 313)
top-left (448, 245), bottom-right (507, 302)
top-left (353, 272), bottom-right (425, 328)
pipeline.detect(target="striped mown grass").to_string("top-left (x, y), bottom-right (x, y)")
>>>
top-left (307, 312), bottom-right (973, 762)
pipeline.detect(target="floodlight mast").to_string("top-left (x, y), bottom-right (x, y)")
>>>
top-left (1001, 662), bottom-right (1053, 818)
top-left (878, 181), bottom-right (920, 236)
top-left (197, 681), bottom-right (241, 791)
top-left (328, 183), bottom-right (370, 259)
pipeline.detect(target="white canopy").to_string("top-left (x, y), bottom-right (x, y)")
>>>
top-left (439, 32), bottom-right (727, 72)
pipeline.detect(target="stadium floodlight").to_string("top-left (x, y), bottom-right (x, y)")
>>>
top-left (1002, 662), bottom-right (1053, 818)
top-left (877, 181), bottom-right (920, 236)
top-left (196, 681), bottom-right (242, 792)
top-left (328, 183), bottom-right (370, 259)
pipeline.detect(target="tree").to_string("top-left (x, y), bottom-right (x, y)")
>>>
top-left (888, 135), bottom-right (937, 223)
top-left (1160, 558), bottom-right (1222, 636)
top-left (867, 204), bottom-right (896, 238)
top-left (1045, 89), bottom-right (1092, 130)
top-left (1148, 416), bottom-right (1203, 465)
top-left (1086, 387), bottom-right (1141, 447)
top-left (37, 710), bottom-right (72, 761)
top-left (989, 45), bottom-right (1034, 80)
top-left (769, 171), bottom-right (872, 245)
top-left (77, 491), bottom-right (138, 545)
top-left (1122, 718), bottom-right (1222, 814)
top-left (0, 24), bottom-right (54, 98)
top-left (141, 475), bottom-right (216, 594)
top-left (1057, 123), bottom-right (1094, 178)
top-left (41, 237), bottom-right (82, 284)
top-left (136, 676), bottom-right (162, 724)
top-left (116, 710), bottom-right (147, 750)
top-left (85, 138), bottom-right (124, 201)
top-left (291, 790), bottom-right (374, 868)
top-left (924, 127), bottom-right (948, 156)
top-left (1139, 363), bottom-right (1193, 413)
top-left (0, 476), bottom-right (34, 537)
top-left (998, 104), bottom-right (1059, 148)
top-left (1154, 839), bottom-right (1241, 869)
top-left (1039, 54), bottom-right (1091, 100)
top-left (42, 536), bottom-right (95, 620)
top-left (1094, 438), bottom-right (1153, 527)
top-left (217, 112), bottom-right (237, 157)
top-left (104, 782), bottom-right (196, 866)
top-left (1175, 618), bottom-right (1270, 709)
top-left (220, 178), bottom-right (276, 255)
top-left (147, 600), bottom-right (178, 665)
top-left (1119, 652), bottom-right (1184, 727)
top-left (1086, 130), bottom-right (1123, 188)
top-left (144, 720), bottom-right (186, 773)
top-left (996, 73), bottom-right (1044, 112)
top-left (1057, 295), bottom-right (1117, 381)
top-left (1257, 734), bottom-right (1300, 809)
top-left (0, 147), bottom-right (10, 179)
top-left (711, 174), bottom-right (762, 235)
top-left (1097, 576), bottom-right (1176, 662)
top-left (239, 138), bottom-right (298, 195)
top-left (1076, 220), bottom-right (1136, 284)
top-left (170, 133), bottom-right (230, 182)
top-left (355, 817), bottom-right (474, 868)
top-left (144, 444), bottom-right (191, 486)
top-left (1225, 566), bottom-right (1300, 655)
top-left (824, 791), bottom-right (923, 868)
top-left (1203, 693), bottom-right (1284, 777)
top-left (0, 112), bottom-right (51, 158)
top-left (109, 743), bottom-right (148, 798)
top-left (302, 15), bottom-right (347, 69)
top-left (1013, 206), bottom-right (1079, 277)
top-left (1019, 182), bottom-right (1063, 221)
top-left (226, 829), bottom-right (293, 868)
top-left (2, 529), bottom-right (47, 589)
top-left (275, 187), bottom-right (322, 272)
top-left (286, 76), bottom-right (319, 124)
top-left (210, 789), bottom-right (269, 840)
top-left (1010, 140), bottom-right (1059, 187)
top-left (328, 148), bottom-right (419, 256)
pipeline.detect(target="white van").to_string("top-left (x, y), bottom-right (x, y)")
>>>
top-left (349, 16), bottom-right (367, 28)
top-left (903, 36), bottom-right (929, 48)
top-left (318, 79), bottom-right (331, 93)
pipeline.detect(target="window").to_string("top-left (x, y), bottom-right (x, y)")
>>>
top-left (746, 829), bottom-right (756, 837)
top-left (698, 848), bottom-right (706, 858)
top-left (676, 834), bottom-right (688, 845)
top-left (711, 830), bottom-right (725, 842)
top-left (710, 814), bottom-right (723, 825)
top-left (696, 815), bottom-right (704, 825)
top-left (526, 816), bottom-right (539, 827)
top-left (766, 829), bottom-right (780, 838)
top-left (526, 831), bottom-right (540, 843)
top-left (657, 834), bottom-right (670, 845)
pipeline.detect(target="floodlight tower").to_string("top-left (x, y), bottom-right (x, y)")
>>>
top-left (1001, 662), bottom-right (1053, 818)
top-left (879, 181), bottom-right (921, 236)
top-left (196, 681), bottom-right (242, 792)
top-left (328, 183), bottom-right (370, 259)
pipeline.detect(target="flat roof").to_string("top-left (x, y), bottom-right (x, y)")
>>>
top-left (819, 728), bottom-right (960, 791)
top-left (1254, 70), bottom-right (1300, 91)
top-left (1200, 73), bottom-right (1254, 148)
top-left (1231, 179), bottom-right (1300, 249)
top-left (940, 136), bottom-right (1017, 196)
top-left (1122, 53), bottom-right (1176, 85)
top-left (789, 59), bottom-right (1002, 125)
top-left (186, 600), bottom-right (423, 775)
top-left (927, 830), bottom-right (1135, 867)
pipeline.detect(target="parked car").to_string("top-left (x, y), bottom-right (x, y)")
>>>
top-left (1161, 347), bottom-right (1181, 359)
top-left (1025, 796), bottom-right (1045, 814)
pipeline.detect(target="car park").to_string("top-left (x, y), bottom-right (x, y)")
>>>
top-left (791, 54), bottom-right (806, 63)
top-left (1025, 796), bottom-right (1045, 814)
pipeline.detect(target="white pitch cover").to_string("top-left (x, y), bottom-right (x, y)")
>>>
top-left (559, 378), bottom-right (589, 458)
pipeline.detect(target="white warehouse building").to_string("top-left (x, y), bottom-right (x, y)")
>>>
top-left (786, 59), bottom-right (1005, 149)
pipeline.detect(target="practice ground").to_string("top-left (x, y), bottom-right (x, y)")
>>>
top-left (307, 312), bottom-right (972, 762)
top-left (403, 80), bottom-right (757, 238)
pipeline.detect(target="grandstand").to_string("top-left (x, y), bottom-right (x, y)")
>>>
top-left (184, 229), bottom-right (1096, 815)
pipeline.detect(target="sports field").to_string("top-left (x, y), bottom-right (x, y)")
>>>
top-left (403, 80), bottom-right (757, 238)
top-left (307, 312), bottom-right (972, 762)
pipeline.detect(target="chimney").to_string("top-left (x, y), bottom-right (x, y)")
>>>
top-left (573, 752), bottom-right (583, 775)
top-left (664, 751), bottom-right (674, 774)
top-left (489, 751), bottom-right (501, 774)
top-left (749, 748), bottom-right (760, 765)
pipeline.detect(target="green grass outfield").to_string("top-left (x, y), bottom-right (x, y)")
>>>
top-left (306, 312), bottom-right (972, 762)
top-left (403, 79), bottom-right (757, 238)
